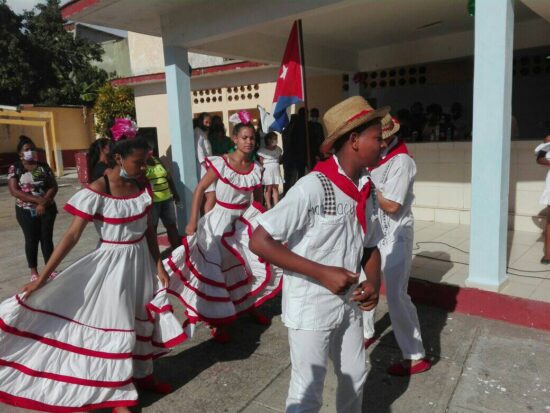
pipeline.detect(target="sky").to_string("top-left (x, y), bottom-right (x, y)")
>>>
top-left (6, 0), bottom-right (48, 14)
top-left (6, 0), bottom-right (127, 37)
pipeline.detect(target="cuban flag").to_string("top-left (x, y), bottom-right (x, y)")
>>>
top-left (260, 21), bottom-right (304, 133)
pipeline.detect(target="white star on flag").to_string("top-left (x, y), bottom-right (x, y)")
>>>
top-left (280, 65), bottom-right (288, 80)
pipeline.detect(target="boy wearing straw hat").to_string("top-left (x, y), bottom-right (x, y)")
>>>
top-left (363, 114), bottom-right (431, 376)
top-left (250, 96), bottom-right (387, 412)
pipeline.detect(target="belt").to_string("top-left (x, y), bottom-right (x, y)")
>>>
top-left (216, 200), bottom-right (249, 210)
top-left (100, 233), bottom-right (146, 244)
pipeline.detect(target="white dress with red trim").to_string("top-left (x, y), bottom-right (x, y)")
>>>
top-left (0, 186), bottom-right (184, 412)
top-left (164, 156), bottom-right (282, 338)
top-left (257, 146), bottom-right (284, 186)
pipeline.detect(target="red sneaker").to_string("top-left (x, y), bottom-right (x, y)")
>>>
top-left (250, 311), bottom-right (271, 326)
top-left (135, 375), bottom-right (173, 394)
top-left (387, 359), bottom-right (432, 376)
top-left (210, 327), bottom-right (231, 344)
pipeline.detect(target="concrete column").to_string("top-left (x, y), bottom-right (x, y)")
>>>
top-left (163, 44), bottom-right (198, 227)
top-left (467, 0), bottom-right (514, 291)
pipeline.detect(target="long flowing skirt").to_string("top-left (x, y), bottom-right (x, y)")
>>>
top-left (0, 240), bottom-right (184, 412)
top-left (164, 203), bottom-right (282, 340)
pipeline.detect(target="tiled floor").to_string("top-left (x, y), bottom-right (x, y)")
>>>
top-left (412, 221), bottom-right (550, 302)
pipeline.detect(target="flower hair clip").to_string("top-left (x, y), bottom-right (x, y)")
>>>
top-left (110, 117), bottom-right (138, 141)
top-left (229, 110), bottom-right (252, 125)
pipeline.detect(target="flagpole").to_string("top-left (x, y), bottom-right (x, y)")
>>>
top-left (297, 19), bottom-right (312, 170)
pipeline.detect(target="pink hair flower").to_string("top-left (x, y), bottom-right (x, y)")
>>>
top-left (110, 118), bottom-right (138, 141)
top-left (229, 110), bottom-right (253, 125)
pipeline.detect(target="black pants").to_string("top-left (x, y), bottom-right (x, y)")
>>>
top-left (15, 205), bottom-right (57, 269)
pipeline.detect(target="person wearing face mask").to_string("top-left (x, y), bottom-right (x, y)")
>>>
top-left (8, 135), bottom-right (58, 281)
top-left (0, 132), bottom-right (184, 413)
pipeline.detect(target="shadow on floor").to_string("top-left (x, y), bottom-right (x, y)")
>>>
top-left (137, 295), bottom-right (282, 410)
top-left (362, 252), bottom-right (457, 412)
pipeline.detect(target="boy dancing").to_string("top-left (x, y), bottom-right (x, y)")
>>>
top-left (250, 96), bottom-right (388, 412)
top-left (363, 114), bottom-right (431, 376)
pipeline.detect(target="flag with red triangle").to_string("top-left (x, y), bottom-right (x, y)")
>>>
top-left (265, 21), bottom-right (304, 132)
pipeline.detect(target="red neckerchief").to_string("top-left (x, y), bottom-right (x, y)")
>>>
top-left (368, 139), bottom-right (410, 171)
top-left (313, 156), bottom-right (371, 233)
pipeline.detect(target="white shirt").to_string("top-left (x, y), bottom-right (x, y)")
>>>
top-left (257, 146), bottom-right (283, 165)
top-left (194, 127), bottom-right (212, 165)
top-left (369, 147), bottom-right (416, 246)
top-left (256, 155), bottom-right (382, 331)
top-left (194, 127), bottom-right (213, 178)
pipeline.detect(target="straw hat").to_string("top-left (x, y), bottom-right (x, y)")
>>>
top-left (381, 114), bottom-right (401, 140)
top-left (321, 96), bottom-right (390, 152)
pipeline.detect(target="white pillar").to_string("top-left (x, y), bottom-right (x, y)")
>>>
top-left (163, 44), bottom-right (198, 227)
top-left (467, 0), bottom-right (514, 291)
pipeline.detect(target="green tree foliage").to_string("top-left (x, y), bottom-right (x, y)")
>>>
top-left (0, 1), bottom-right (33, 104)
top-left (0, 0), bottom-right (109, 106)
top-left (93, 83), bottom-right (135, 138)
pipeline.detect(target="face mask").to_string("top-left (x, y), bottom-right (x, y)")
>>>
top-left (119, 161), bottom-right (134, 179)
top-left (22, 150), bottom-right (37, 161)
top-left (310, 117), bottom-right (318, 123)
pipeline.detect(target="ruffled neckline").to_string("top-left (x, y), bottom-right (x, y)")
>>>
top-left (205, 156), bottom-right (262, 191)
top-left (220, 155), bottom-right (255, 175)
top-left (85, 185), bottom-right (150, 200)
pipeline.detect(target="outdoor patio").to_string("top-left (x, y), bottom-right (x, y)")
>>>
top-left (412, 220), bottom-right (550, 303)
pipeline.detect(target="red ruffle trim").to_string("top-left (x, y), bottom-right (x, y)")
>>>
top-left (0, 390), bottom-right (137, 413)
top-left (0, 359), bottom-right (132, 388)
top-left (166, 258), bottom-right (231, 302)
top-left (161, 201), bottom-right (282, 326)
top-left (196, 243), bottom-right (243, 274)
top-left (0, 317), bottom-right (132, 360)
top-left (221, 212), bottom-right (281, 306)
top-left (220, 156), bottom-right (255, 175)
top-left (63, 203), bottom-right (152, 224)
top-left (180, 236), bottom-right (251, 291)
top-left (151, 333), bottom-right (187, 349)
top-left (144, 294), bottom-right (196, 349)
top-left (205, 157), bottom-right (262, 191)
top-left (15, 295), bottom-right (135, 333)
top-left (161, 288), bottom-right (237, 326)
top-left (84, 185), bottom-right (152, 200)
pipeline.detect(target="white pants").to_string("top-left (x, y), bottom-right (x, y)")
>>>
top-left (286, 308), bottom-right (366, 413)
top-left (363, 234), bottom-right (425, 360)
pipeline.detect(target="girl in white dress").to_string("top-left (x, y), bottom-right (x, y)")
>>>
top-left (164, 122), bottom-right (282, 344)
top-left (194, 112), bottom-right (216, 213)
top-left (0, 137), bottom-right (184, 413)
top-left (257, 132), bottom-right (283, 209)
top-left (536, 135), bottom-right (550, 264)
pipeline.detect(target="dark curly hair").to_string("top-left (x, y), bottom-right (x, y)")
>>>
top-left (17, 135), bottom-right (35, 153)
top-left (88, 138), bottom-right (113, 170)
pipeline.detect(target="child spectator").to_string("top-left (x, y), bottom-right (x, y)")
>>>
top-left (257, 132), bottom-right (283, 209)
